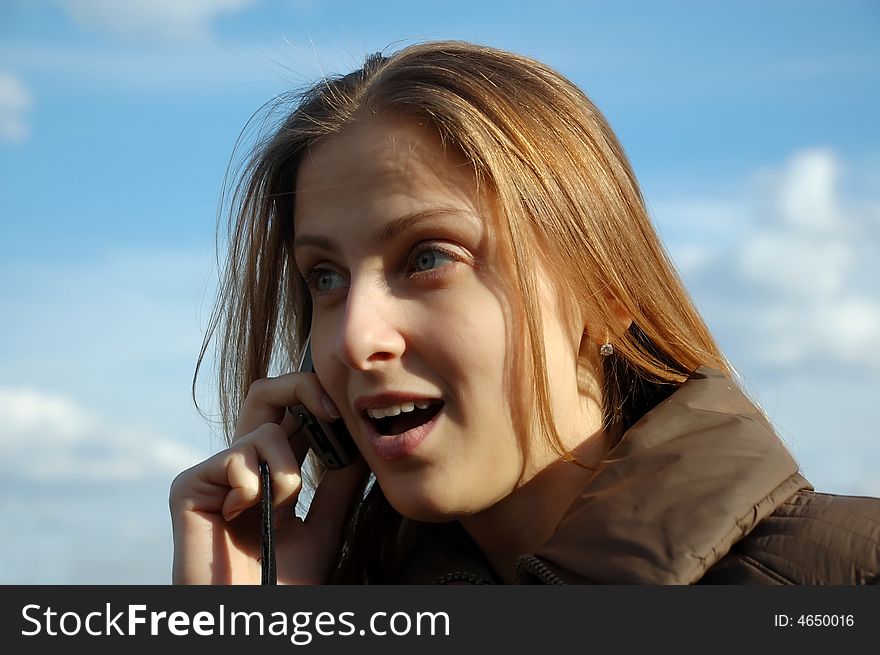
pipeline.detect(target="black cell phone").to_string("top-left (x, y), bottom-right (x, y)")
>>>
top-left (288, 335), bottom-right (358, 469)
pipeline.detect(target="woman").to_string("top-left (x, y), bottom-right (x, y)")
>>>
top-left (170, 41), bottom-right (880, 584)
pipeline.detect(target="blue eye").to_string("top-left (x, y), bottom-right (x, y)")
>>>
top-left (305, 268), bottom-right (345, 295)
top-left (411, 247), bottom-right (456, 273)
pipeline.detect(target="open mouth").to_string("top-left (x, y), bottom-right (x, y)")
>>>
top-left (368, 401), bottom-right (444, 436)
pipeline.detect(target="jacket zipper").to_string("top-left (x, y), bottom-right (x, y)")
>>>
top-left (430, 556), bottom-right (567, 584)
top-left (431, 571), bottom-right (493, 585)
top-left (514, 555), bottom-right (567, 584)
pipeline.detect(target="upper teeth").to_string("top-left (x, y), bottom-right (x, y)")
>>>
top-left (366, 400), bottom-right (432, 419)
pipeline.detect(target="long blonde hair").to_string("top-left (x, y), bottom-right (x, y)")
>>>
top-left (194, 41), bottom-right (729, 581)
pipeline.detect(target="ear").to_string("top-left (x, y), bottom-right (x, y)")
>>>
top-left (608, 295), bottom-right (633, 332)
top-left (582, 294), bottom-right (633, 345)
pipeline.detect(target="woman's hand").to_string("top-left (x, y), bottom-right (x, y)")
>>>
top-left (169, 373), bottom-right (369, 584)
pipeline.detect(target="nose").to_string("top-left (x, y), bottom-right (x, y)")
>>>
top-left (335, 276), bottom-right (406, 371)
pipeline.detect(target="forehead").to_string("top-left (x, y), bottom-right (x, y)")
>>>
top-left (293, 116), bottom-right (481, 228)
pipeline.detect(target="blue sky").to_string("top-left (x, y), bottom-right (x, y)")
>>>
top-left (1, 0), bottom-right (879, 583)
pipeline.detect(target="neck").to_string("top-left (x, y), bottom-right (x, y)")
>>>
top-left (459, 428), bottom-right (611, 584)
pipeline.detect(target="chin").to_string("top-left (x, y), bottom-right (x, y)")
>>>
top-left (377, 479), bottom-right (462, 523)
top-left (384, 491), bottom-right (453, 523)
top-left (378, 478), bottom-right (498, 523)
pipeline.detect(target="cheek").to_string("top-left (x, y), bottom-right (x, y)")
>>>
top-left (431, 309), bottom-right (510, 414)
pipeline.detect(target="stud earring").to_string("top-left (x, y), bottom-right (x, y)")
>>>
top-left (599, 330), bottom-right (613, 357)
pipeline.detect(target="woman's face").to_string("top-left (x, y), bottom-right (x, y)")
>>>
top-left (293, 116), bottom-right (596, 521)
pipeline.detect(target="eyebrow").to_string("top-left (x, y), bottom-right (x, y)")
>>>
top-left (293, 208), bottom-right (477, 253)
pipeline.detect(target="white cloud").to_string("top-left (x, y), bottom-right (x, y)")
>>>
top-left (0, 247), bottom-right (219, 583)
top-left (0, 71), bottom-right (32, 143)
top-left (666, 243), bottom-right (714, 276)
top-left (823, 297), bottom-right (880, 362)
top-left (0, 386), bottom-right (206, 483)
top-left (660, 148), bottom-right (880, 373)
top-left (0, 246), bottom-right (221, 485)
top-left (0, 41), bottom-right (262, 95)
top-left (653, 149), bottom-right (880, 497)
top-left (59, 0), bottom-right (257, 42)
top-left (0, 388), bottom-right (98, 443)
top-left (739, 233), bottom-right (851, 299)
top-left (0, 32), bottom-right (371, 99)
top-left (0, 247), bottom-right (229, 469)
top-left (772, 148), bottom-right (844, 232)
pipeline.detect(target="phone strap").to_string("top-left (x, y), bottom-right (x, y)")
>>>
top-left (259, 461), bottom-right (277, 585)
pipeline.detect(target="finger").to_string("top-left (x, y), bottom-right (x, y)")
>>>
top-left (220, 423), bottom-right (303, 520)
top-left (254, 430), bottom-right (304, 511)
top-left (220, 443), bottom-right (260, 521)
top-left (304, 455), bottom-right (371, 543)
top-left (234, 372), bottom-right (341, 440)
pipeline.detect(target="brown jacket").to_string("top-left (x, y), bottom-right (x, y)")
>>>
top-left (389, 368), bottom-right (880, 584)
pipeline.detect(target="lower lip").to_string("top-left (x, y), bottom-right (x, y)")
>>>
top-left (364, 407), bottom-right (442, 461)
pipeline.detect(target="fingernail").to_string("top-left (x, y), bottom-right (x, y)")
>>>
top-left (224, 508), bottom-right (242, 522)
top-left (321, 393), bottom-right (341, 419)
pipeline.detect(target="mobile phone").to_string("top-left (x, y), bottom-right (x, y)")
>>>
top-left (288, 335), bottom-right (358, 469)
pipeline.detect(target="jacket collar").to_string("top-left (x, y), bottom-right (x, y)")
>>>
top-left (391, 367), bottom-right (812, 584)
